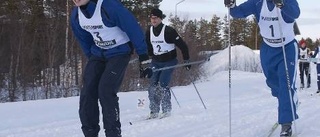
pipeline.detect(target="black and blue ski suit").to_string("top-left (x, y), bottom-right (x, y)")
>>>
top-left (70, 0), bottom-right (149, 136)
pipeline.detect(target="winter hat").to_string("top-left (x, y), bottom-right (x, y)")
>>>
top-left (299, 39), bottom-right (306, 45)
top-left (150, 8), bottom-right (164, 19)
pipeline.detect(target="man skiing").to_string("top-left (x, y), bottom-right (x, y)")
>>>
top-left (143, 8), bottom-right (190, 119)
top-left (312, 42), bottom-right (320, 94)
top-left (224, 0), bottom-right (300, 136)
top-left (298, 39), bottom-right (312, 89)
top-left (70, 0), bottom-right (149, 136)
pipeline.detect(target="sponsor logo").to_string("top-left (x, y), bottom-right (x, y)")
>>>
top-left (264, 37), bottom-right (286, 44)
top-left (261, 16), bottom-right (279, 21)
top-left (94, 39), bottom-right (116, 47)
top-left (82, 25), bottom-right (103, 30)
top-left (151, 40), bottom-right (164, 43)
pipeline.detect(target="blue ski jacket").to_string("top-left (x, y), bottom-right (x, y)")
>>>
top-left (70, 0), bottom-right (148, 59)
top-left (230, 0), bottom-right (300, 23)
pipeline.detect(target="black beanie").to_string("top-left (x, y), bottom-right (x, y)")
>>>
top-left (150, 9), bottom-right (164, 19)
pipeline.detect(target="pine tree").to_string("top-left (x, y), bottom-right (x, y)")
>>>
top-left (121, 0), bottom-right (162, 30)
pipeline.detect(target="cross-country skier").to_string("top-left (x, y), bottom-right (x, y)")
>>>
top-left (312, 42), bottom-right (320, 94)
top-left (298, 39), bottom-right (312, 89)
top-left (70, 0), bottom-right (149, 136)
top-left (224, 0), bottom-right (300, 136)
top-left (143, 8), bottom-right (190, 119)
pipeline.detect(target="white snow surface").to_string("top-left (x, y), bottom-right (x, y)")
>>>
top-left (1, 45), bottom-right (320, 137)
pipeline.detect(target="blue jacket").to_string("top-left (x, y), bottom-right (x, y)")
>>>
top-left (230, 0), bottom-right (300, 23)
top-left (70, 0), bottom-right (148, 59)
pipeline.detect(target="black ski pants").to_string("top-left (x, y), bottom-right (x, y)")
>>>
top-left (79, 54), bottom-right (130, 137)
top-left (299, 62), bottom-right (310, 86)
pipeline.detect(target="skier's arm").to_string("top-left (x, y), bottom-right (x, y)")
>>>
top-left (280, 0), bottom-right (300, 23)
top-left (313, 47), bottom-right (319, 58)
top-left (230, 0), bottom-right (256, 18)
top-left (307, 48), bottom-right (312, 57)
top-left (103, 0), bottom-right (148, 56)
top-left (166, 27), bottom-right (189, 60)
top-left (70, 8), bottom-right (94, 58)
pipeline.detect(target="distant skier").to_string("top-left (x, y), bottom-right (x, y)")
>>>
top-left (70, 0), bottom-right (150, 136)
top-left (143, 8), bottom-right (190, 119)
top-left (298, 39), bottom-right (312, 89)
top-left (312, 43), bottom-right (320, 94)
top-left (224, 0), bottom-right (300, 136)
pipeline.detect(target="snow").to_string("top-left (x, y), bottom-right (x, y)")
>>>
top-left (1, 45), bottom-right (320, 137)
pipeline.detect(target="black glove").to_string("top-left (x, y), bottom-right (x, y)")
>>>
top-left (224, 0), bottom-right (236, 8)
top-left (273, 0), bottom-right (284, 8)
top-left (184, 60), bottom-right (191, 71)
top-left (140, 66), bottom-right (153, 78)
top-left (139, 54), bottom-right (152, 78)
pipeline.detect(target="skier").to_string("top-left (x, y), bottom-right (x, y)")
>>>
top-left (224, 0), bottom-right (300, 136)
top-left (143, 8), bottom-right (190, 119)
top-left (312, 43), bottom-right (320, 94)
top-left (298, 39), bottom-right (312, 89)
top-left (70, 0), bottom-right (149, 136)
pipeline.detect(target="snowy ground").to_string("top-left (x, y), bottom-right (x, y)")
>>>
top-left (1, 46), bottom-right (320, 137)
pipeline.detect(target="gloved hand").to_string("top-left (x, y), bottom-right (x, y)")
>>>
top-left (224, 0), bottom-right (236, 8)
top-left (139, 54), bottom-right (152, 78)
top-left (184, 60), bottom-right (191, 71)
top-left (273, 0), bottom-right (284, 8)
top-left (140, 66), bottom-right (153, 78)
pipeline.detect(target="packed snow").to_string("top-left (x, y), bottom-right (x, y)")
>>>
top-left (1, 45), bottom-right (320, 137)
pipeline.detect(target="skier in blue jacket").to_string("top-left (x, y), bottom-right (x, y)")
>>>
top-left (70, 0), bottom-right (149, 136)
top-left (224, 0), bottom-right (300, 136)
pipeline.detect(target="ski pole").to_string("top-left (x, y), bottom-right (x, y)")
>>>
top-left (276, 7), bottom-right (298, 134)
top-left (191, 81), bottom-right (207, 109)
top-left (170, 88), bottom-right (181, 108)
top-left (152, 58), bottom-right (210, 72)
top-left (227, 7), bottom-right (232, 137)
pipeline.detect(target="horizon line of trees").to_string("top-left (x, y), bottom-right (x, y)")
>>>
top-left (0, 0), bottom-right (319, 102)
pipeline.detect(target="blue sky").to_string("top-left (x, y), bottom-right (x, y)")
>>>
top-left (160, 0), bottom-right (320, 41)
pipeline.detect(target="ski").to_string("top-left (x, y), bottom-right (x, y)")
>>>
top-left (266, 122), bottom-right (279, 137)
top-left (128, 117), bottom-right (157, 125)
top-left (129, 115), bottom-right (170, 125)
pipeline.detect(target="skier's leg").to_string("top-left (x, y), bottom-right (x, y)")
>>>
top-left (99, 54), bottom-right (130, 137)
top-left (260, 43), bottom-right (280, 97)
top-left (159, 59), bottom-right (177, 114)
top-left (317, 64), bottom-right (320, 92)
top-left (79, 56), bottom-right (105, 137)
top-left (298, 62), bottom-right (304, 88)
top-left (148, 84), bottom-right (161, 116)
top-left (306, 63), bottom-right (311, 87)
top-left (148, 62), bottom-right (162, 116)
top-left (277, 42), bottom-right (298, 124)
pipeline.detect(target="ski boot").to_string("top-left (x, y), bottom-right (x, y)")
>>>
top-left (159, 112), bottom-right (171, 119)
top-left (280, 123), bottom-right (292, 137)
top-left (317, 90), bottom-right (320, 94)
top-left (307, 83), bottom-right (310, 88)
top-left (146, 112), bottom-right (158, 120)
top-left (300, 83), bottom-right (304, 90)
